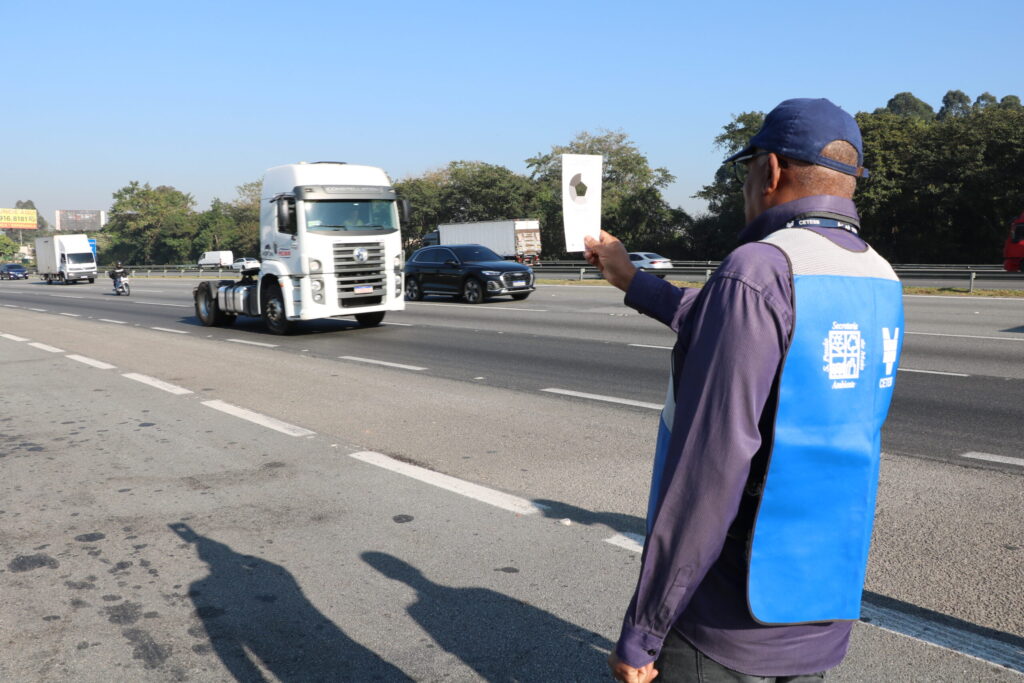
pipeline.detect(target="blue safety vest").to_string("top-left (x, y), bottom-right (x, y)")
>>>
top-left (746, 227), bottom-right (903, 623)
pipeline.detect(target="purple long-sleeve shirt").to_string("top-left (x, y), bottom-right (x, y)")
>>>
top-left (615, 196), bottom-right (870, 676)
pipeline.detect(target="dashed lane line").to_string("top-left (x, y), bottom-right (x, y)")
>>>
top-left (59, 312), bottom-right (81, 317)
top-left (898, 368), bottom-right (970, 377)
top-left (628, 343), bottom-right (673, 350)
top-left (28, 307), bottom-right (46, 312)
top-left (202, 400), bottom-right (315, 437)
top-left (28, 342), bottom-right (64, 353)
top-left (122, 373), bottom-right (193, 395)
top-left (98, 318), bottom-right (127, 324)
top-left (961, 452), bottom-right (1024, 467)
top-left (907, 331), bottom-right (1024, 343)
top-left (604, 533), bottom-right (645, 553)
top-left (348, 451), bottom-right (544, 515)
top-left (66, 354), bottom-right (116, 370)
top-left (227, 339), bottom-right (278, 348)
top-left (132, 301), bottom-right (190, 308)
top-left (541, 388), bottom-right (662, 411)
top-left (151, 327), bottom-right (189, 334)
top-left (339, 356), bottom-right (427, 371)
top-left (0, 333), bottom-right (30, 342)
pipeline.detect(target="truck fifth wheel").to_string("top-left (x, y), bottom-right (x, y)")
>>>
top-left (194, 162), bottom-right (408, 334)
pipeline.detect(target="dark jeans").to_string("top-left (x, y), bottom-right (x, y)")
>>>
top-left (654, 629), bottom-right (827, 683)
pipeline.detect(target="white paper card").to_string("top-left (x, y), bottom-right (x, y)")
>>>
top-left (561, 154), bottom-right (602, 252)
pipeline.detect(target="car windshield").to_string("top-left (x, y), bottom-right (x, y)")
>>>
top-left (449, 245), bottom-right (502, 262)
top-left (303, 200), bottom-right (397, 233)
top-left (68, 253), bottom-right (95, 264)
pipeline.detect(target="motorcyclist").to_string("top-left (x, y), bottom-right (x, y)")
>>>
top-left (109, 262), bottom-right (128, 292)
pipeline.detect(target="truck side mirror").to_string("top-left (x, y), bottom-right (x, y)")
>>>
top-left (276, 197), bottom-right (296, 235)
top-left (399, 199), bottom-right (411, 224)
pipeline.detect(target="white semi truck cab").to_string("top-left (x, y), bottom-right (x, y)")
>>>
top-left (194, 162), bottom-right (407, 334)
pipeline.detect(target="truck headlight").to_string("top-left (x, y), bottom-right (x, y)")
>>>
top-left (309, 259), bottom-right (322, 272)
top-left (311, 279), bottom-right (323, 293)
top-left (393, 253), bottom-right (403, 273)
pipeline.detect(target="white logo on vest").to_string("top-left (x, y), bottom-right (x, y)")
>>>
top-left (822, 322), bottom-right (865, 389)
top-left (879, 327), bottom-right (900, 388)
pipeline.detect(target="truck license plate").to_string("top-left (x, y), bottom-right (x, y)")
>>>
top-left (513, 280), bottom-right (526, 287)
top-left (354, 285), bottom-right (373, 294)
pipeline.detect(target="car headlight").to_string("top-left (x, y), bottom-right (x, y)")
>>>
top-left (481, 270), bottom-right (501, 276)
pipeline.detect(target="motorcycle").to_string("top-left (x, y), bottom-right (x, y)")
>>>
top-left (110, 271), bottom-right (130, 296)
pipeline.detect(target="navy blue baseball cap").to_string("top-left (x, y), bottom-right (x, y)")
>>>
top-left (725, 98), bottom-right (869, 178)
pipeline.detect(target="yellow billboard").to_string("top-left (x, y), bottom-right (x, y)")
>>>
top-left (0, 208), bottom-right (38, 230)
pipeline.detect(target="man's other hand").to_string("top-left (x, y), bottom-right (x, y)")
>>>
top-left (584, 230), bottom-right (637, 292)
top-left (608, 653), bottom-right (658, 682)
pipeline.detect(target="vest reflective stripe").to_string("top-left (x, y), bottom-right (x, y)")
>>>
top-left (748, 228), bottom-right (903, 624)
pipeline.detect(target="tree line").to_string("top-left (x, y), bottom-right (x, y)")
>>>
top-left (5, 89), bottom-right (1021, 265)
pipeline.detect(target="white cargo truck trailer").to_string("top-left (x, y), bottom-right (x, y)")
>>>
top-left (193, 162), bottom-right (408, 334)
top-left (35, 234), bottom-right (98, 284)
top-left (434, 219), bottom-right (542, 263)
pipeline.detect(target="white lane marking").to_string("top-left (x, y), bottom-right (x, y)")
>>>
top-left (28, 342), bottom-right (64, 353)
top-left (597, 530), bottom-right (1024, 671)
top-left (898, 368), bottom-right (970, 377)
top-left (67, 355), bottom-right (116, 370)
top-left (151, 327), bottom-right (188, 334)
top-left (907, 331), bottom-right (1024, 343)
top-left (132, 301), bottom-right (190, 308)
top-left (542, 388), bottom-right (662, 411)
top-left (0, 333), bottom-right (30, 341)
top-left (340, 356), bottom-right (426, 371)
top-left (122, 373), bottom-right (193, 395)
top-left (28, 307), bottom-right (46, 312)
top-left (860, 600), bottom-right (1024, 674)
top-left (3, 304), bottom-right (20, 308)
top-left (99, 318), bottom-right (127, 324)
top-left (629, 343), bottom-right (673, 350)
top-left (59, 312), bottom-right (81, 317)
top-left (410, 302), bottom-right (548, 312)
top-left (961, 452), bottom-right (1024, 467)
top-left (202, 400), bottom-right (315, 437)
top-left (227, 338), bottom-right (278, 348)
top-left (49, 294), bottom-right (86, 299)
top-left (348, 451), bottom-right (544, 515)
top-left (382, 321), bottom-right (413, 326)
top-left (605, 533), bottom-right (645, 553)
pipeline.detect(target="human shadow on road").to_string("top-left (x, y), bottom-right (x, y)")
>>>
top-left (533, 498), bottom-right (646, 537)
top-left (170, 523), bottom-right (411, 682)
top-left (362, 551), bottom-right (613, 681)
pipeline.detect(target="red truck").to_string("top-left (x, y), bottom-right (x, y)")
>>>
top-left (1003, 211), bottom-right (1024, 272)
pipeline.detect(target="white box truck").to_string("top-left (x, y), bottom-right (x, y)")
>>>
top-left (193, 162), bottom-right (408, 334)
top-left (35, 234), bottom-right (98, 284)
top-left (434, 219), bottom-right (542, 264)
top-left (198, 250), bottom-right (234, 269)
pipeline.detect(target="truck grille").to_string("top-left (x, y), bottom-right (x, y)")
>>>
top-left (500, 271), bottom-right (534, 288)
top-left (334, 242), bottom-right (386, 307)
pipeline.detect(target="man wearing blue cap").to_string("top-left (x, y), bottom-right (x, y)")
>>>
top-left (586, 98), bottom-right (904, 682)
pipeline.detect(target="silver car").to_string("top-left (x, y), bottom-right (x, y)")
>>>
top-left (628, 252), bottom-right (673, 278)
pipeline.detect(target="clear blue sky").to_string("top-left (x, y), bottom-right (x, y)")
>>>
top-left (3, 0), bottom-right (1021, 224)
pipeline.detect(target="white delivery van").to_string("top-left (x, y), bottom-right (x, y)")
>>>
top-left (198, 251), bottom-right (234, 269)
top-left (35, 234), bottom-right (98, 284)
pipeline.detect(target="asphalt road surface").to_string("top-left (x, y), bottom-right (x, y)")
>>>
top-left (1, 279), bottom-right (1022, 681)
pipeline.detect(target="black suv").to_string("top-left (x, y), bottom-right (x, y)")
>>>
top-left (404, 244), bottom-right (535, 303)
top-left (0, 263), bottom-right (28, 280)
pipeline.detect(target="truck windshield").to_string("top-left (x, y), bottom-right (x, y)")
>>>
top-left (304, 200), bottom-right (397, 233)
top-left (68, 253), bottom-right (95, 264)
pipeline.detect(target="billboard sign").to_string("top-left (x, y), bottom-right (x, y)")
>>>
top-left (0, 208), bottom-right (38, 230)
top-left (56, 209), bottom-right (106, 231)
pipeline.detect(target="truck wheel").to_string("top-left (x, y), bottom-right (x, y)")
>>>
top-left (88, 278), bottom-right (95, 284)
top-left (355, 311), bottom-right (385, 327)
top-left (462, 277), bottom-right (484, 304)
top-left (195, 281), bottom-right (234, 327)
top-left (405, 277), bottom-right (423, 301)
top-left (261, 281), bottom-right (294, 335)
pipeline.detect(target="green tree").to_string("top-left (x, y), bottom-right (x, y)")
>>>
top-left (105, 182), bottom-right (197, 264)
top-left (937, 89), bottom-right (972, 120)
top-left (998, 95), bottom-right (1023, 110)
top-left (881, 92), bottom-right (935, 120)
top-left (0, 233), bottom-right (19, 259)
top-left (973, 92), bottom-right (997, 111)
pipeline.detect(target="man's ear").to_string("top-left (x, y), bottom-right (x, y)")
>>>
top-left (762, 153), bottom-right (783, 196)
